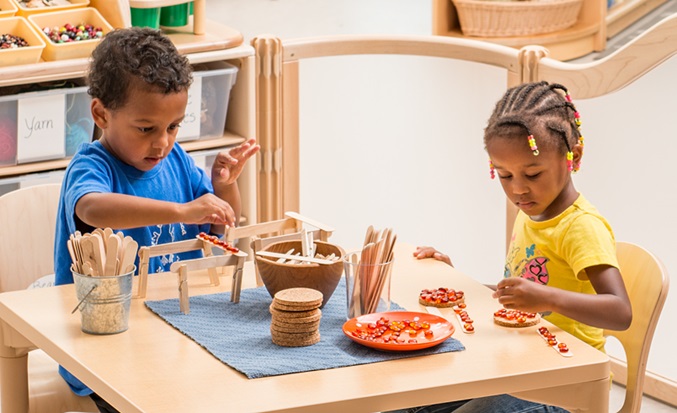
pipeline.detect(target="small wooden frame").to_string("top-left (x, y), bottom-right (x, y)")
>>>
top-left (137, 237), bottom-right (243, 298)
top-left (224, 212), bottom-right (334, 285)
top-left (170, 253), bottom-right (246, 314)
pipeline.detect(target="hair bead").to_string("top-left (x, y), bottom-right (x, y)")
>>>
top-left (527, 135), bottom-right (539, 156)
top-left (566, 152), bottom-right (574, 172)
top-left (489, 160), bottom-right (495, 179)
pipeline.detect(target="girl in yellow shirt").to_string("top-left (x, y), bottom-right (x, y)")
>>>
top-left (409, 81), bottom-right (632, 413)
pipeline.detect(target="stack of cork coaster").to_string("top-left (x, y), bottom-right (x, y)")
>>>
top-left (270, 287), bottom-right (323, 347)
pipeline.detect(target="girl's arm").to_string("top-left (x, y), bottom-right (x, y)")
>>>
top-left (76, 192), bottom-right (235, 230)
top-left (493, 265), bottom-right (632, 331)
top-left (413, 246), bottom-right (453, 267)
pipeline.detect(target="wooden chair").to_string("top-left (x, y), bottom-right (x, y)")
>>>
top-left (510, 241), bottom-right (669, 413)
top-left (0, 184), bottom-right (98, 412)
top-left (608, 242), bottom-right (669, 413)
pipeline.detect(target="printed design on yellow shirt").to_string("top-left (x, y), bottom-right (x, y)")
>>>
top-left (505, 242), bottom-right (550, 285)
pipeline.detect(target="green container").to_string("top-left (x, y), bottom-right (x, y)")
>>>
top-left (130, 7), bottom-right (161, 29)
top-left (189, 1), bottom-right (194, 15)
top-left (160, 4), bottom-right (189, 27)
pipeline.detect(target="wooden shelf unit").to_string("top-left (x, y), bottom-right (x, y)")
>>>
top-left (432, 0), bottom-right (669, 61)
top-left (0, 1), bottom-right (257, 225)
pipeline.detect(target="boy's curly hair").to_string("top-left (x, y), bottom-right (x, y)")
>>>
top-left (87, 27), bottom-right (193, 110)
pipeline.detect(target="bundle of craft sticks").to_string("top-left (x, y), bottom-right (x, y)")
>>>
top-left (67, 228), bottom-right (138, 277)
top-left (350, 226), bottom-right (396, 315)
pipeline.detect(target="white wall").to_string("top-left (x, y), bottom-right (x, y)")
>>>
top-left (209, 0), bottom-right (677, 382)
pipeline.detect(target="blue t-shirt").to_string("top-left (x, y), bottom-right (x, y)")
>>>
top-left (54, 140), bottom-right (212, 396)
top-left (54, 140), bottom-right (212, 286)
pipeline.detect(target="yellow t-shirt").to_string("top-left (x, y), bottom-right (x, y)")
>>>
top-left (505, 194), bottom-right (619, 351)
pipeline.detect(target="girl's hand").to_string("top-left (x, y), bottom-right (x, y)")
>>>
top-left (180, 193), bottom-right (236, 227)
top-left (413, 246), bottom-right (453, 267)
top-left (492, 277), bottom-right (548, 313)
top-left (212, 138), bottom-right (260, 186)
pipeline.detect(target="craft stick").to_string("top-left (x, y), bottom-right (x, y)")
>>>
top-left (178, 265), bottom-right (190, 314)
top-left (79, 237), bottom-right (98, 276)
top-left (256, 250), bottom-right (334, 265)
top-left (301, 228), bottom-right (309, 256)
top-left (276, 248), bottom-right (295, 263)
top-left (348, 252), bottom-right (362, 317)
top-left (288, 252), bottom-right (301, 265)
top-left (119, 239), bottom-right (138, 276)
top-left (103, 227), bottom-right (114, 247)
top-left (284, 212), bottom-right (336, 232)
top-left (359, 242), bottom-right (374, 313)
top-left (67, 239), bottom-right (80, 274)
top-left (90, 233), bottom-right (106, 277)
top-left (82, 262), bottom-right (94, 277)
top-left (105, 235), bottom-right (120, 276)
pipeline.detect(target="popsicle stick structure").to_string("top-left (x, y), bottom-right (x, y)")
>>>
top-left (224, 212), bottom-right (335, 286)
top-left (137, 237), bottom-right (247, 304)
top-left (170, 253), bottom-right (246, 314)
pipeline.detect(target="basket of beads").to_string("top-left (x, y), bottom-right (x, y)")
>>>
top-left (452, 0), bottom-right (583, 37)
top-left (14, 0), bottom-right (89, 18)
top-left (0, 0), bottom-right (19, 18)
top-left (0, 17), bottom-right (46, 67)
top-left (27, 7), bottom-right (112, 61)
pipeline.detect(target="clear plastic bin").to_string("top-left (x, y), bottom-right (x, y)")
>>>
top-left (176, 61), bottom-right (238, 142)
top-left (0, 85), bottom-right (94, 165)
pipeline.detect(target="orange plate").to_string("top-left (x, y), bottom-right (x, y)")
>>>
top-left (342, 311), bottom-right (454, 351)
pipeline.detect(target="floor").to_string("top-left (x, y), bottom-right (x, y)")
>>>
top-left (205, 1), bottom-right (677, 411)
top-left (610, 383), bottom-right (677, 412)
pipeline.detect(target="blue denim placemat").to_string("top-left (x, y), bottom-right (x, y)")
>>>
top-left (145, 279), bottom-right (465, 379)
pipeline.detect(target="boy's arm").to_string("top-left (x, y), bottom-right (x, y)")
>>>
top-left (76, 192), bottom-right (235, 230)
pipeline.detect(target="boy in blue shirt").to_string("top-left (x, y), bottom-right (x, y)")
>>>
top-left (53, 27), bottom-right (258, 411)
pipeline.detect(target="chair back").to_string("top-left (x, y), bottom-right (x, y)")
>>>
top-left (0, 183), bottom-right (61, 292)
top-left (606, 241), bottom-right (670, 413)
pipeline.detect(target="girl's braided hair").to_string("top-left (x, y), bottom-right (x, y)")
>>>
top-left (484, 81), bottom-right (584, 174)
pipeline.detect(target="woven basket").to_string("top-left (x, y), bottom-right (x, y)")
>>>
top-left (452, 0), bottom-right (583, 37)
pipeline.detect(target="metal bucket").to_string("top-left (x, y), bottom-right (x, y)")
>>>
top-left (72, 267), bottom-right (134, 335)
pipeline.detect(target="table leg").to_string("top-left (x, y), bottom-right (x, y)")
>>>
top-left (511, 376), bottom-right (610, 412)
top-left (0, 353), bottom-right (29, 413)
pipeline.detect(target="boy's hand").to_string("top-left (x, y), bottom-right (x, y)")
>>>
top-left (212, 138), bottom-right (260, 186)
top-left (413, 246), bottom-right (453, 267)
top-left (180, 193), bottom-right (236, 227)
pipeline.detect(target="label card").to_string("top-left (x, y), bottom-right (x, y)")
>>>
top-left (177, 76), bottom-right (202, 142)
top-left (17, 93), bottom-right (66, 163)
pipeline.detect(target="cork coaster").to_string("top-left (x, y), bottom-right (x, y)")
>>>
top-left (269, 305), bottom-right (321, 321)
top-left (272, 288), bottom-right (323, 310)
top-left (270, 329), bottom-right (321, 347)
top-left (271, 319), bottom-right (321, 334)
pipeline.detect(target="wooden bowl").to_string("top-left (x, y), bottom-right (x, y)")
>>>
top-left (255, 240), bottom-right (345, 307)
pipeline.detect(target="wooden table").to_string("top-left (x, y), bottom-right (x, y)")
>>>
top-left (0, 243), bottom-right (609, 413)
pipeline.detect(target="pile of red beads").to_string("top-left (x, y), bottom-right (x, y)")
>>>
top-left (41, 23), bottom-right (103, 44)
top-left (351, 316), bottom-right (433, 344)
top-left (0, 34), bottom-right (29, 49)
